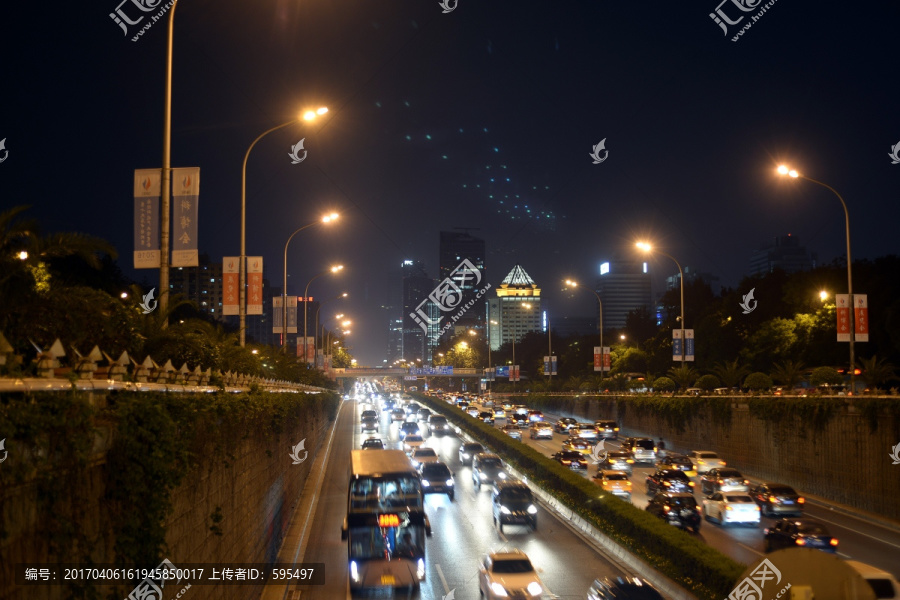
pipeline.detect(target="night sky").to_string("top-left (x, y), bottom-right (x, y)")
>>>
top-left (2, 1), bottom-right (899, 364)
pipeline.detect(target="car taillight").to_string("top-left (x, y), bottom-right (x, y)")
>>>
top-left (626, 459), bottom-right (634, 464)
top-left (725, 506), bottom-right (733, 511)
top-left (663, 481), bottom-right (671, 487)
top-left (614, 427), bottom-right (619, 431)
top-left (797, 497), bottom-right (805, 504)
top-left (795, 539), bottom-right (806, 546)
top-left (721, 461), bottom-right (726, 466)
top-left (663, 505), bottom-right (671, 512)
top-left (829, 538), bottom-right (839, 546)
top-left (625, 481), bottom-right (632, 486)
top-left (769, 496), bottom-right (778, 503)
top-left (688, 481), bottom-right (695, 487)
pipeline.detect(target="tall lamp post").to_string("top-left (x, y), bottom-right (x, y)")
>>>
top-left (314, 294), bottom-right (348, 363)
top-left (282, 213), bottom-right (339, 352)
top-left (302, 265), bottom-right (344, 363)
top-left (564, 279), bottom-right (604, 381)
top-left (777, 164), bottom-right (855, 392)
top-left (239, 106), bottom-right (329, 346)
top-left (636, 242), bottom-right (685, 364)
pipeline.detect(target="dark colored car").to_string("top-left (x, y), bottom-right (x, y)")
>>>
top-left (527, 410), bottom-right (544, 422)
top-left (700, 468), bottom-right (750, 495)
top-left (588, 576), bottom-right (664, 600)
top-left (554, 417), bottom-right (577, 433)
top-left (597, 450), bottom-right (635, 475)
top-left (360, 416), bottom-right (380, 433)
top-left (382, 398), bottom-right (395, 411)
top-left (491, 480), bottom-right (538, 532)
top-left (750, 483), bottom-right (806, 516)
top-left (420, 462), bottom-right (455, 500)
top-left (472, 453), bottom-right (508, 489)
top-left (427, 415), bottom-right (450, 435)
top-left (398, 421), bottom-right (421, 439)
top-left (361, 438), bottom-right (384, 450)
top-left (645, 492), bottom-right (701, 532)
top-left (512, 412), bottom-right (529, 426)
top-left (594, 420), bottom-right (619, 440)
top-left (646, 469), bottom-right (695, 495)
top-left (405, 403), bottom-right (421, 415)
top-left (457, 401), bottom-right (470, 411)
top-left (656, 453), bottom-right (694, 473)
top-left (550, 451), bottom-right (588, 470)
top-left (459, 442), bottom-right (485, 466)
top-left (764, 518), bottom-right (838, 553)
top-left (479, 411), bottom-right (495, 424)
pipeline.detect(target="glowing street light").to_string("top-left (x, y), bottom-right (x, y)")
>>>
top-left (819, 290), bottom-right (829, 302)
top-left (636, 241), bottom-right (686, 364)
top-left (302, 264), bottom-right (344, 363)
top-left (565, 278), bottom-right (605, 379)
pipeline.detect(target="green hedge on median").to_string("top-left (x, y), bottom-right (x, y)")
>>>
top-left (413, 392), bottom-right (745, 600)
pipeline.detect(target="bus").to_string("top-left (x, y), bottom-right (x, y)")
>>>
top-left (342, 450), bottom-right (432, 591)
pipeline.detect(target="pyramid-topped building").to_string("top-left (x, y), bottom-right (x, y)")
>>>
top-left (488, 265), bottom-right (542, 351)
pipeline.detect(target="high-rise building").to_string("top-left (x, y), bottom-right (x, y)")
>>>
top-left (438, 230), bottom-right (486, 338)
top-left (168, 253), bottom-right (225, 322)
top-left (595, 258), bottom-right (651, 331)
top-left (401, 260), bottom-right (436, 364)
top-left (488, 265), bottom-right (542, 351)
top-left (749, 234), bottom-right (816, 275)
top-left (665, 266), bottom-right (721, 293)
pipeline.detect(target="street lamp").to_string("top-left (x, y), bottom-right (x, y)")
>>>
top-left (777, 164), bottom-right (855, 392)
top-left (509, 302), bottom-right (533, 390)
top-left (314, 293), bottom-right (348, 363)
top-left (302, 265), bottom-right (344, 363)
top-left (239, 106), bottom-right (329, 346)
top-left (564, 279), bottom-right (605, 380)
top-left (636, 242), bottom-right (686, 364)
top-left (819, 290), bottom-right (829, 302)
top-left (282, 213), bottom-right (340, 352)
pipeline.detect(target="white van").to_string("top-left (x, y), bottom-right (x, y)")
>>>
top-left (846, 560), bottom-right (900, 599)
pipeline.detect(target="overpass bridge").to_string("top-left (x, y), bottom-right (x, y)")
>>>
top-left (331, 367), bottom-right (481, 379)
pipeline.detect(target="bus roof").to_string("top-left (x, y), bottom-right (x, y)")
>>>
top-left (350, 449), bottom-right (418, 478)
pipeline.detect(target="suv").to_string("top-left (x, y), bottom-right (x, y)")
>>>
top-left (847, 560), bottom-right (900, 599)
top-left (472, 453), bottom-right (507, 490)
top-left (594, 420), bottom-right (619, 440)
top-left (645, 492), bottom-right (701, 532)
top-left (420, 462), bottom-right (455, 500)
top-left (491, 480), bottom-right (538, 532)
top-left (360, 416), bottom-right (379, 433)
top-left (622, 438), bottom-right (657, 463)
top-left (427, 415), bottom-right (450, 435)
top-left (700, 468), bottom-right (749, 495)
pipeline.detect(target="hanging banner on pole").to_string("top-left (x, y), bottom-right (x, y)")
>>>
top-left (222, 257), bottom-right (239, 315)
top-left (672, 330), bottom-right (683, 361)
top-left (854, 294), bottom-right (869, 342)
top-left (510, 365), bottom-right (520, 382)
top-left (836, 294), bottom-right (851, 342)
top-left (551, 356), bottom-right (557, 375)
top-left (685, 329), bottom-right (695, 362)
top-left (247, 257), bottom-right (263, 315)
top-left (133, 169), bottom-right (160, 269)
top-left (287, 296), bottom-right (298, 334)
top-left (171, 167), bottom-right (199, 267)
top-left (594, 347), bottom-right (611, 372)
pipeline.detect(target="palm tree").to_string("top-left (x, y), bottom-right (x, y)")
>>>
top-left (667, 365), bottom-right (699, 390)
top-left (857, 356), bottom-right (897, 390)
top-left (711, 359), bottom-right (751, 389)
top-left (770, 360), bottom-right (806, 389)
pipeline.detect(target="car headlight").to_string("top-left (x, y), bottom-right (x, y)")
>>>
top-left (446, 479), bottom-right (454, 486)
top-left (527, 581), bottom-right (543, 595)
top-left (498, 472), bottom-right (507, 479)
top-left (417, 558), bottom-right (425, 578)
top-left (479, 472), bottom-right (488, 479)
top-left (527, 504), bottom-right (538, 514)
top-left (422, 480), bottom-right (430, 487)
top-left (490, 582), bottom-right (509, 596)
top-left (350, 561), bottom-right (359, 582)
top-left (461, 453), bottom-right (469, 459)
top-left (500, 506), bottom-right (511, 514)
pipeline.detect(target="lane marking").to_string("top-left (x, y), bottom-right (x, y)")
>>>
top-left (801, 513), bottom-right (900, 550)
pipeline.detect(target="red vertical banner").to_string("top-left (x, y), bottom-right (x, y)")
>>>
top-left (593, 347), bottom-right (602, 371)
top-left (509, 365), bottom-right (520, 382)
top-left (836, 294), bottom-right (851, 342)
top-left (247, 257), bottom-right (263, 315)
top-left (222, 257), bottom-right (239, 315)
top-left (854, 294), bottom-right (869, 342)
top-left (602, 347), bottom-right (611, 371)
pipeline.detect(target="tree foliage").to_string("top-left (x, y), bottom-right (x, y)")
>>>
top-left (744, 372), bottom-right (773, 390)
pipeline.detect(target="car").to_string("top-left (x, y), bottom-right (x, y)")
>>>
top-left (646, 469), bottom-right (695, 495)
top-left (457, 401), bottom-right (470, 411)
top-left (481, 398), bottom-right (494, 408)
top-left (764, 518), bottom-right (838, 553)
top-left (700, 468), bottom-right (750, 495)
top-left (562, 437), bottom-right (594, 455)
top-left (749, 482), bottom-right (806, 516)
top-left (526, 410), bottom-right (544, 422)
top-left (645, 492), bottom-right (702, 532)
top-left (596, 450), bottom-right (635, 475)
top-left (472, 453), bottom-right (508, 489)
top-left (478, 550), bottom-right (544, 600)
top-left (554, 417), bottom-right (578, 433)
top-left (528, 422), bottom-right (554, 440)
top-left (513, 405), bottom-right (530, 416)
top-left (382, 398), bottom-right (395, 411)
top-left (502, 401), bottom-right (515, 411)
top-left (592, 470), bottom-right (632, 499)
top-left (571, 423), bottom-right (599, 440)
top-left (687, 450), bottom-right (725, 474)
top-left (390, 408), bottom-right (406, 422)
top-left (550, 450), bottom-right (588, 470)
top-left (420, 461), bottom-right (455, 500)
top-left (511, 412), bottom-right (529, 426)
top-left (492, 480), bottom-right (538, 532)
top-left (361, 438), bottom-right (384, 450)
top-left (458, 442), bottom-right (484, 465)
top-left (846, 560), bottom-right (900, 599)
top-left (409, 447), bottom-right (439, 468)
top-left (427, 415), bottom-right (450, 435)
top-left (398, 421), bottom-right (421, 439)
top-left (467, 406), bottom-right (480, 417)
top-left (622, 438), bottom-right (657, 463)
top-left (656, 453), bottom-right (694, 474)
top-left (405, 403), bottom-right (421, 416)
top-left (594, 420), bottom-right (619, 440)
top-left (478, 411), bottom-right (495, 424)
top-left (500, 423), bottom-right (523, 440)
top-left (492, 407), bottom-right (507, 419)
top-left (587, 576), bottom-right (664, 600)
top-left (361, 409), bottom-right (378, 419)
top-left (702, 493), bottom-right (760, 526)
top-left (416, 408), bottom-right (432, 421)
top-left (403, 434), bottom-right (425, 452)
top-left (360, 416), bottom-right (379, 433)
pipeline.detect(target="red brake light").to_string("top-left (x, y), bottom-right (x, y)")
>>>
top-left (797, 497), bottom-right (805, 504)
top-left (830, 538), bottom-right (839, 546)
top-left (688, 481), bottom-right (695, 487)
top-left (795, 538), bottom-right (806, 546)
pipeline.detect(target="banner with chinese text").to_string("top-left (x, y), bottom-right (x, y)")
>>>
top-left (836, 294), bottom-right (851, 341)
top-left (247, 257), bottom-right (263, 315)
top-left (171, 167), bottom-right (199, 267)
top-left (133, 169), bottom-right (160, 268)
top-left (854, 294), bottom-right (869, 342)
top-left (222, 257), bottom-right (239, 315)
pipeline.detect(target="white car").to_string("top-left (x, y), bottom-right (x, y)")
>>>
top-left (688, 450), bottom-right (726, 474)
top-left (403, 434), bottom-right (425, 453)
top-left (478, 550), bottom-right (544, 600)
top-left (409, 447), bottom-right (439, 468)
top-left (846, 560), bottom-right (900, 599)
top-left (702, 493), bottom-right (760, 526)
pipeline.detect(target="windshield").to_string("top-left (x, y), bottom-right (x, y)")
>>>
top-left (605, 473), bottom-right (628, 481)
top-left (349, 520), bottom-right (425, 561)
top-left (635, 440), bottom-right (655, 449)
top-left (726, 495), bottom-right (752, 503)
top-left (797, 523), bottom-right (828, 535)
top-left (480, 458), bottom-right (503, 469)
top-left (413, 449), bottom-right (437, 458)
top-left (769, 486), bottom-right (796, 495)
top-left (668, 497), bottom-right (696, 508)
top-left (699, 452), bottom-right (719, 459)
top-left (492, 559), bottom-right (534, 574)
top-left (421, 464), bottom-right (450, 478)
top-left (499, 489), bottom-right (532, 504)
top-left (350, 475), bottom-right (422, 510)
top-left (430, 417), bottom-right (447, 425)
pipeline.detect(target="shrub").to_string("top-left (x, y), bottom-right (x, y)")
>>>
top-left (809, 366), bottom-right (843, 388)
top-left (652, 377), bottom-right (676, 392)
top-left (744, 372), bottom-right (773, 391)
top-left (696, 374), bottom-right (721, 391)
